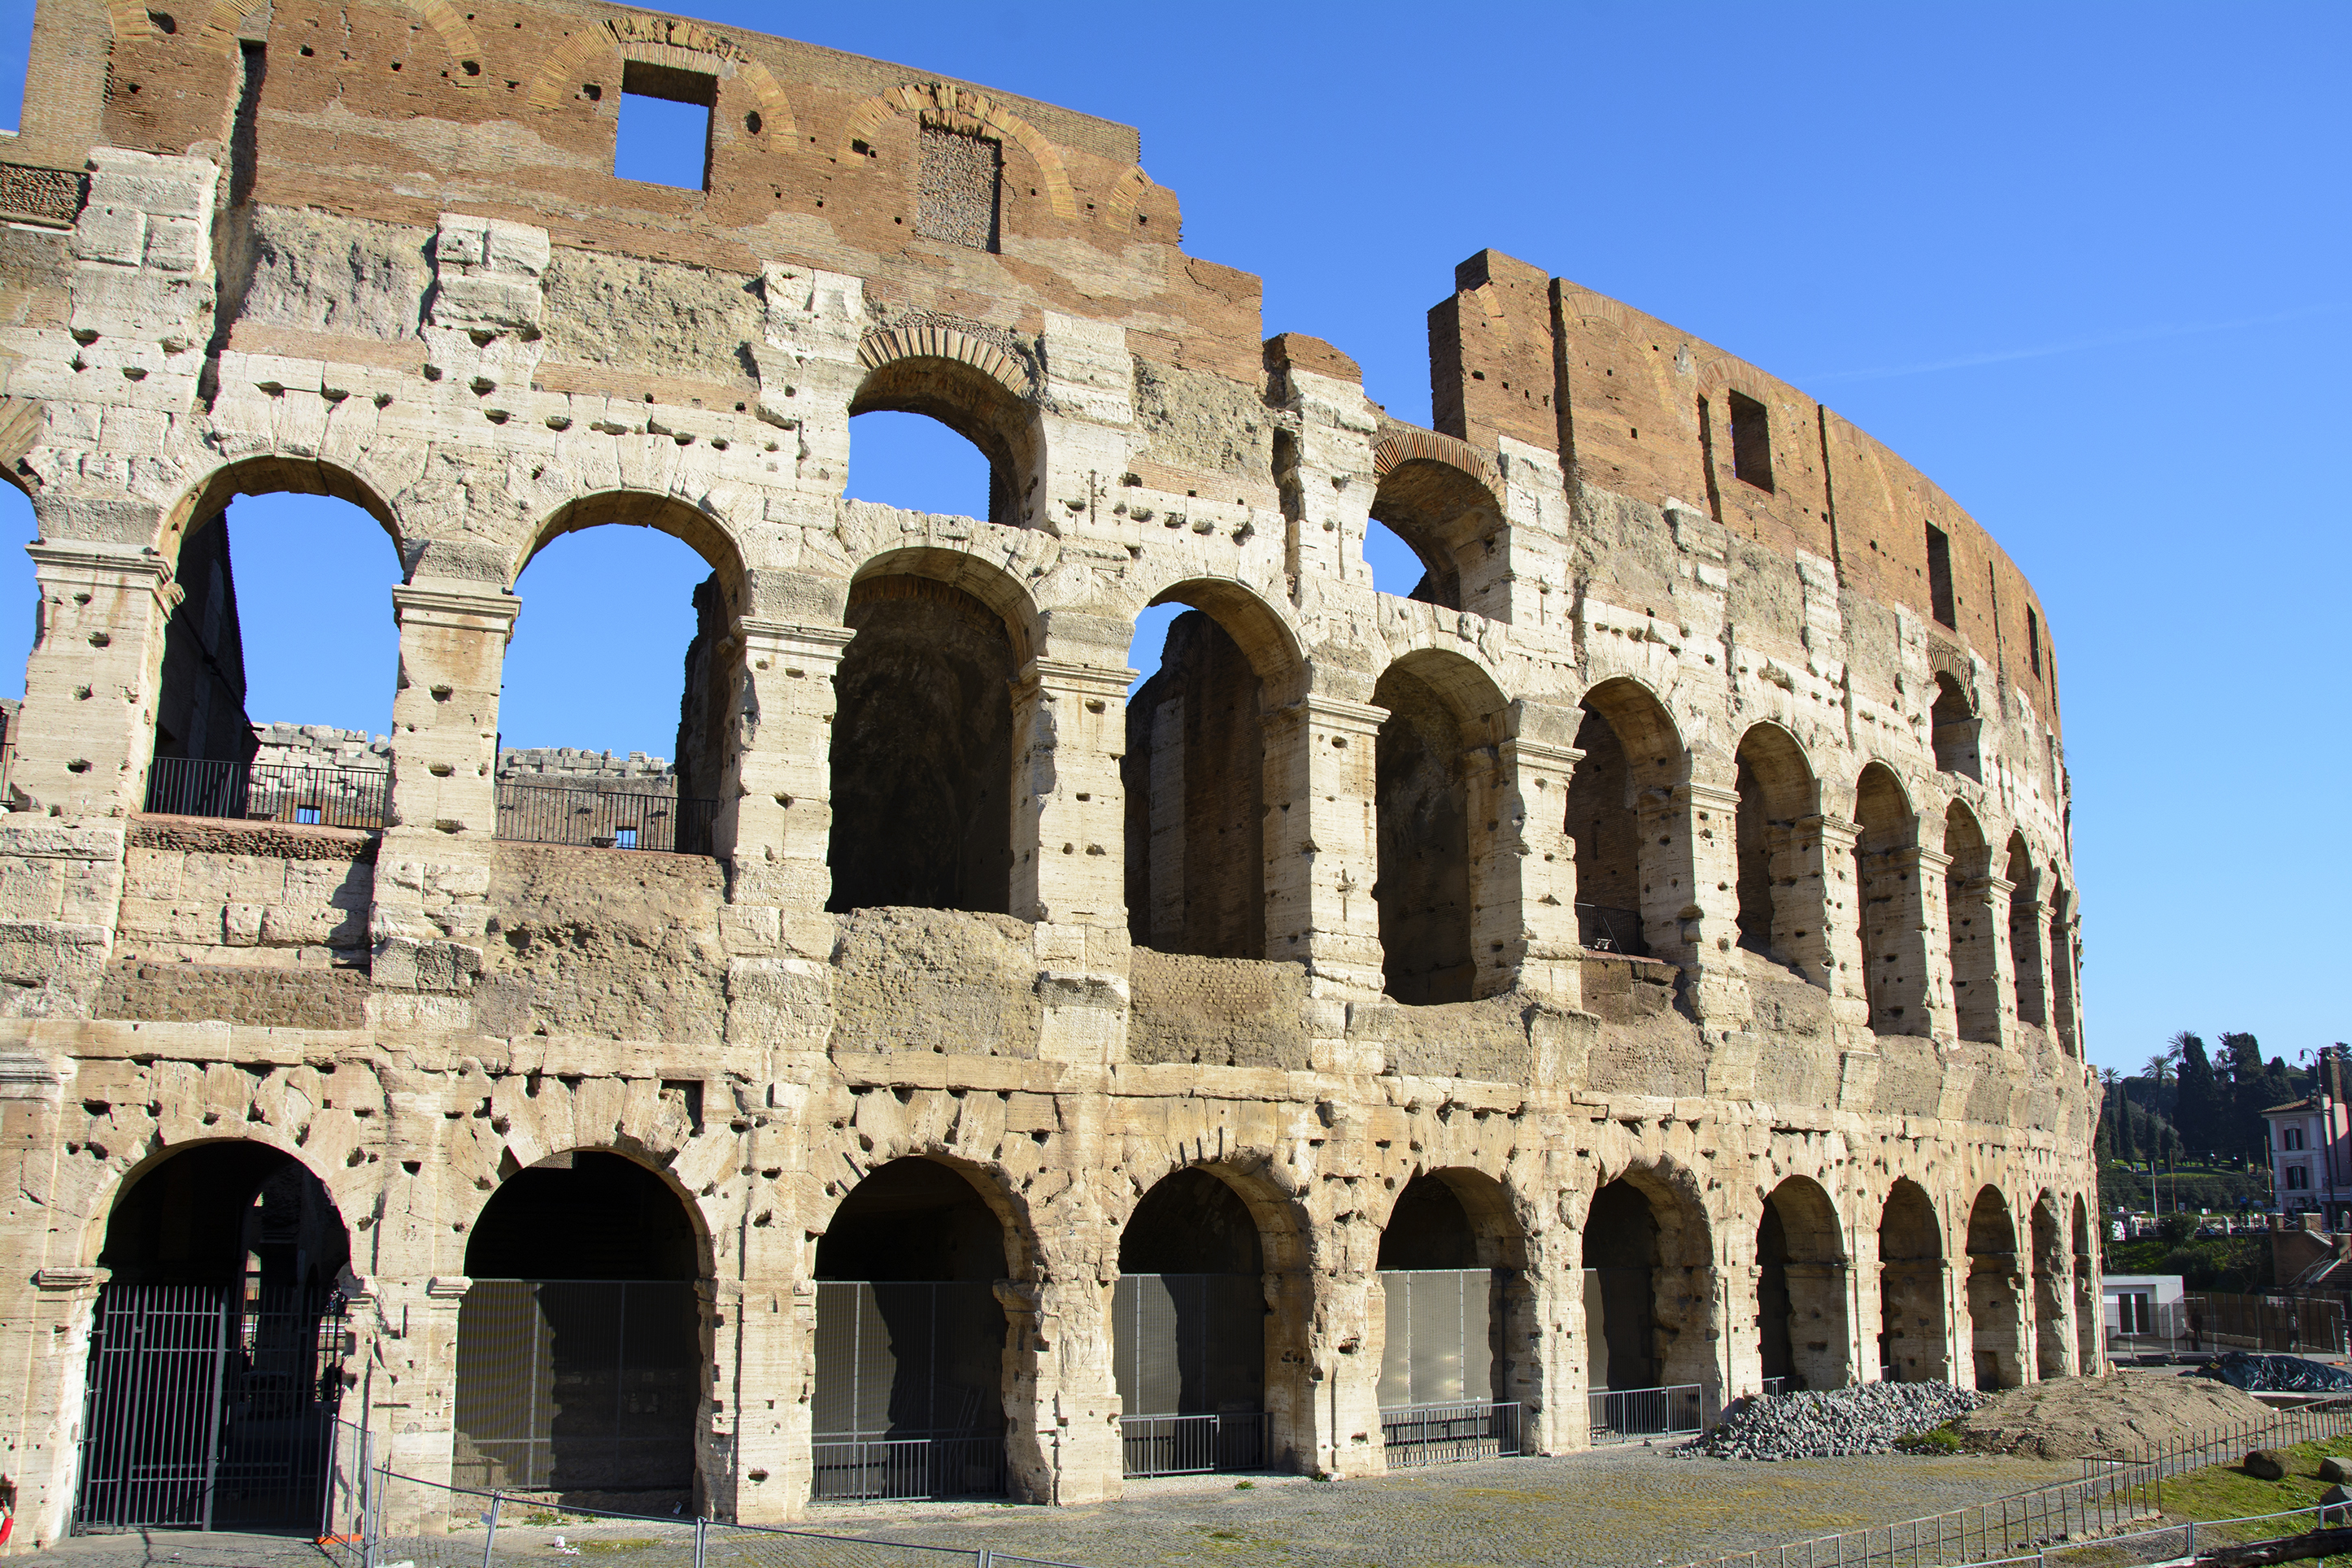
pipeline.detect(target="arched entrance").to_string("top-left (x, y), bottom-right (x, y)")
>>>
top-left (812, 1157), bottom-right (1014, 1500)
top-left (1733, 725), bottom-right (1817, 969)
top-left (1374, 1172), bottom-right (1528, 1464)
top-left (454, 1152), bottom-right (703, 1510)
top-left (1878, 1180), bottom-right (1949, 1382)
top-left (1967, 1187), bottom-right (2025, 1389)
top-left (76, 1143), bottom-right (353, 1532)
top-left (1113, 1168), bottom-right (1270, 1477)
top-left (1564, 680), bottom-right (1682, 959)
top-left (1582, 1170), bottom-right (1714, 1440)
top-left (1755, 1178), bottom-right (1850, 1391)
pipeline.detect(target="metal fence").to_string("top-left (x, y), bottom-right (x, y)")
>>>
top-left (324, 1455), bottom-right (1091, 1568)
top-left (496, 780), bottom-right (717, 855)
top-left (146, 754), bottom-right (388, 829)
top-left (74, 1283), bottom-right (350, 1534)
top-left (812, 1280), bottom-right (1009, 1500)
top-left (1117, 1412), bottom-right (1270, 1477)
top-left (1589, 1382), bottom-right (1710, 1445)
top-left (2104, 1290), bottom-right (2349, 1360)
top-left (1674, 1396), bottom-right (2352, 1568)
top-left (1576, 903), bottom-right (1648, 956)
top-left (1111, 1273), bottom-right (1266, 1478)
top-left (1381, 1400), bottom-right (1524, 1467)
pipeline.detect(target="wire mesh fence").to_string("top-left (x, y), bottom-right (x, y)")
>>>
top-left (1674, 1396), bottom-right (2352, 1568)
top-left (324, 1460), bottom-right (1090, 1568)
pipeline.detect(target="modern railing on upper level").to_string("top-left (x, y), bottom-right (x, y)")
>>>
top-left (145, 755), bottom-right (388, 830)
top-left (1576, 903), bottom-right (1649, 956)
top-left (494, 780), bottom-right (716, 856)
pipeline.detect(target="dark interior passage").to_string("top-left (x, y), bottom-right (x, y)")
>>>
top-left (1114, 1169), bottom-right (1267, 1461)
top-left (1965, 1186), bottom-right (2022, 1391)
top-left (102, 1143), bottom-right (350, 1291)
top-left (1735, 751), bottom-right (1775, 956)
top-left (1122, 610), bottom-right (1265, 959)
top-left (827, 576), bottom-right (1016, 914)
top-left (1564, 704), bottom-right (1644, 954)
top-left (1755, 1203), bottom-right (1793, 1383)
top-left (1374, 662), bottom-right (1474, 1004)
top-left (1582, 1178), bottom-right (1661, 1392)
top-left (1378, 1175), bottom-right (1479, 1270)
top-left (1878, 1179), bottom-right (1946, 1383)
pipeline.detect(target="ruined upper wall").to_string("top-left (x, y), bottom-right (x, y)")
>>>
top-left (1431, 251), bottom-right (2062, 734)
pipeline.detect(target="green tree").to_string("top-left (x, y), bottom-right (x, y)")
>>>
top-left (2176, 1031), bottom-right (2225, 1156)
top-left (2221, 1031), bottom-right (2269, 1161)
top-left (2118, 1082), bottom-right (2140, 1159)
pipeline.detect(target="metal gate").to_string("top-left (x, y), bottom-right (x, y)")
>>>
top-left (811, 1280), bottom-right (1008, 1500)
top-left (1113, 1273), bottom-right (1267, 1476)
top-left (74, 1284), bottom-right (348, 1533)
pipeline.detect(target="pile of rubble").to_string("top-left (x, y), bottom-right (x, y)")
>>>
top-left (1677, 1383), bottom-right (1986, 1461)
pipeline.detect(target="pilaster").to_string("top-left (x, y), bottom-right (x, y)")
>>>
top-left (1494, 733), bottom-right (1583, 1008)
top-left (1261, 694), bottom-right (1385, 1065)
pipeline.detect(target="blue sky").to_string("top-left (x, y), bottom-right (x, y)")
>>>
top-left (1, 1), bottom-right (2344, 1078)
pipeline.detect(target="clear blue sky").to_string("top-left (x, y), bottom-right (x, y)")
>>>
top-left (1, 1), bottom-right (2344, 1078)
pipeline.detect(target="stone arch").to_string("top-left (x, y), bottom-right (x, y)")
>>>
top-left (1755, 1175), bottom-right (1849, 1390)
top-left (1123, 577), bottom-right (1304, 961)
top-left (1965, 1185), bottom-right (2024, 1389)
top-left (1945, 800), bottom-right (1998, 1043)
top-left (462, 1142), bottom-right (716, 1280)
top-left (850, 342), bottom-right (1041, 529)
top-left (1566, 677), bottom-right (1686, 959)
top-left (830, 549), bottom-right (1039, 916)
top-left (155, 453), bottom-right (405, 573)
top-left (85, 1134), bottom-right (355, 1287)
top-left (1853, 761), bottom-right (1923, 1034)
top-left (2071, 1193), bottom-right (2100, 1374)
top-left (515, 488), bottom-right (747, 599)
top-left (1931, 672), bottom-right (1981, 782)
top-left (1733, 721), bottom-right (1818, 968)
top-left (1877, 1178), bottom-right (1949, 1382)
top-left (2006, 831), bottom-right (2048, 1028)
top-left (1373, 1167), bottom-right (1531, 1437)
top-left (1371, 647), bottom-right (1510, 1004)
top-left (2029, 1188), bottom-right (2070, 1381)
top-left (839, 81), bottom-right (1078, 220)
top-left (1581, 1159), bottom-right (1718, 1409)
top-left (1367, 433), bottom-right (1505, 612)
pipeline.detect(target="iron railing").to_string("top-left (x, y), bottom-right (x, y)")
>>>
top-left (1119, 1412), bottom-right (1269, 1478)
top-left (809, 1434), bottom-right (1010, 1502)
top-left (1381, 1400), bottom-right (1523, 1466)
top-left (145, 754), bottom-right (388, 830)
top-left (495, 780), bottom-right (716, 856)
top-left (1588, 1381), bottom-right (1710, 1445)
top-left (1576, 904), bottom-right (1648, 956)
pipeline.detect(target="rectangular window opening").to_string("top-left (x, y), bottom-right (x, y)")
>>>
top-left (615, 60), bottom-right (714, 191)
top-left (2026, 608), bottom-right (2042, 677)
top-left (1925, 523), bottom-right (1956, 628)
top-left (1727, 390), bottom-right (1774, 492)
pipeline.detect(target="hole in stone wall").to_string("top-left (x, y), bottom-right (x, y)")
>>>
top-left (844, 411), bottom-right (993, 519)
top-left (1727, 390), bottom-right (1773, 492)
top-left (1374, 660), bottom-right (1473, 1004)
top-left (613, 61), bottom-right (714, 191)
top-left (1925, 522), bottom-right (1956, 628)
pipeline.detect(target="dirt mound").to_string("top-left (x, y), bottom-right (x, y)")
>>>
top-left (1951, 1372), bottom-right (2272, 1460)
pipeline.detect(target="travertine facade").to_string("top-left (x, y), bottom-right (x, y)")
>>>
top-left (0, 0), bottom-right (2093, 1542)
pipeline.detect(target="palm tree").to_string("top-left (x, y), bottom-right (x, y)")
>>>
top-left (2145, 1052), bottom-right (2176, 1085)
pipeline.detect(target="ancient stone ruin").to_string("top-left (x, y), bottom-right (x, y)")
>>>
top-left (0, 0), bottom-right (2095, 1543)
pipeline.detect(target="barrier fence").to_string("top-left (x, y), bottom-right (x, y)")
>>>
top-left (145, 754), bottom-right (388, 829)
top-left (495, 780), bottom-right (717, 856)
top-left (1675, 1396), bottom-right (2352, 1568)
top-left (2106, 1291), bottom-right (2349, 1361)
top-left (1590, 1382), bottom-right (1711, 1446)
top-left (1381, 1400), bottom-right (1525, 1467)
top-left (324, 1453), bottom-right (1090, 1568)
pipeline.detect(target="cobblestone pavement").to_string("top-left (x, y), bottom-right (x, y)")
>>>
top-left (20, 1447), bottom-right (2078, 1568)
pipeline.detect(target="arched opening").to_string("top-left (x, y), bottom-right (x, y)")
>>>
top-left (1755, 1178), bottom-right (1849, 1391)
top-left (845, 410), bottom-right (995, 520)
top-left (1945, 802), bottom-right (1997, 1042)
top-left (1734, 725), bottom-right (1816, 969)
top-left (1583, 1169), bottom-right (1714, 1437)
top-left (1878, 1179), bottom-right (1949, 1383)
top-left (1372, 653), bottom-right (1500, 1004)
top-left (2006, 834), bottom-right (2048, 1028)
top-left (826, 569), bottom-right (1019, 913)
top-left (2071, 1196), bottom-right (2100, 1374)
top-left (455, 1152), bottom-right (703, 1509)
top-left (1931, 673), bottom-right (1981, 782)
top-left (1375, 1171), bottom-right (1529, 1463)
top-left (143, 468), bottom-right (402, 830)
top-left (2049, 882), bottom-right (2080, 1056)
top-left (78, 1143), bottom-right (354, 1531)
top-left (502, 498), bottom-right (747, 856)
top-left (851, 353), bottom-right (1039, 529)
top-left (1114, 1167), bottom-right (1270, 1478)
top-left (1366, 457), bottom-right (1498, 611)
top-left (812, 1157), bottom-right (1014, 1500)
top-left (1966, 1187), bottom-right (2023, 1390)
top-left (1564, 681), bottom-right (1681, 959)
top-left (1122, 582), bottom-right (1300, 960)
top-left (1854, 764), bottom-right (1918, 1034)
top-left (2031, 1191), bottom-right (2069, 1380)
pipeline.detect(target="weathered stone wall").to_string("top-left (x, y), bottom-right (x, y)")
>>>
top-left (0, 0), bottom-right (2094, 1548)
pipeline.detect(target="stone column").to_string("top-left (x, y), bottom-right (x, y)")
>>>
top-left (716, 620), bottom-right (852, 918)
top-left (1858, 834), bottom-right (1943, 1042)
top-left (1521, 1222), bottom-right (1588, 1455)
top-left (372, 579), bottom-right (516, 1006)
top-left (2010, 887), bottom-right (2053, 1030)
top-left (1910, 847), bottom-right (1959, 1045)
top-left (1644, 782), bottom-right (1753, 1083)
top-left (1797, 815), bottom-right (1872, 1026)
top-left (1009, 652), bottom-right (1132, 1064)
top-left (1261, 694), bottom-right (1386, 1065)
top-left (14, 539), bottom-right (176, 820)
top-left (1492, 730), bottom-right (1583, 1008)
top-left (1958, 874), bottom-right (2018, 1048)
top-left (1, 1039), bottom-right (89, 1546)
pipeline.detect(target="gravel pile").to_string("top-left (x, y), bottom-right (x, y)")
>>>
top-left (2202, 1352), bottom-right (2352, 1393)
top-left (1678, 1382), bottom-right (1986, 1461)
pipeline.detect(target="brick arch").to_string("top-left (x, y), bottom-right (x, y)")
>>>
top-left (522, 14), bottom-right (799, 133)
top-left (1370, 429), bottom-right (1503, 507)
top-left (856, 326), bottom-right (1033, 398)
top-left (839, 81), bottom-right (1077, 221)
top-left (186, 0), bottom-right (484, 66)
top-left (1101, 166), bottom-right (1156, 228)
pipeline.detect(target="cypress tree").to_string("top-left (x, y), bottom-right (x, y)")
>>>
top-left (2176, 1031), bottom-right (2224, 1156)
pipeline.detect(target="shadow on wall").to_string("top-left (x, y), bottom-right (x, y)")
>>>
top-left (0, 483), bottom-right (30, 701)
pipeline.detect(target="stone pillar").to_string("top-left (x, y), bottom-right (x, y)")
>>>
top-left (1521, 1223), bottom-right (1588, 1455)
top-left (2010, 889), bottom-right (2053, 1030)
top-left (372, 579), bottom-right (516, 1006)
top-left (1797, 815), bottom-right (1872, 1026)
top-left (0, 1042), bottom-right (85, 1548)
top-left (2050, 903), bottom-right (2083, 1057)
top-left (1494, 728), bottom-right (1583, 1008)
top-left (1009, 652), bottom-right (1132, 1064)
top-left (1951, 874), bottom-right (2017, 1048)
top-left (716, 620), bottom-right (852, 917)
top-left (1261, 695), bottom-right (1385, 1065)
top-left (1645, 782), bottom-right (1753, 1089)
top-left (14, 539), bottom-right (176, 821)
top-left (1858, 833), bottom-right (1942, 1042)
top-left (1910, 847), bottom-right (1958, 1045)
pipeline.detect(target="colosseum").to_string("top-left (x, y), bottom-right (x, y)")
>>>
top-left (0, 0), bottom-right (2094, 1544)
